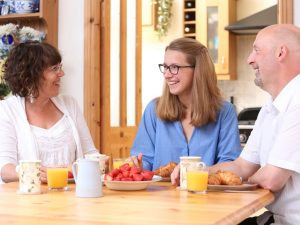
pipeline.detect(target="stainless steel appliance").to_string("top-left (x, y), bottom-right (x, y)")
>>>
top-left (238, 107), bottom-right (261, 147)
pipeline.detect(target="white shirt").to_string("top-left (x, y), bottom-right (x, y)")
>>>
top-left (241, 74), bottom-right (300, 225)
top-left (0, 95), bottom-right (98, 183)
top-left (31, 115), bottom-right (77, 167)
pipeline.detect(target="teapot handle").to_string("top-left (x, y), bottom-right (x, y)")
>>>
top-left (72, 162), bottom-right (78, 183)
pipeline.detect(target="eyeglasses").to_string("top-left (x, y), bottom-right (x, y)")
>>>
top-left (48, 63), bottom-right (63, 73)
top-left (158, 64), bottom-right (194, 75)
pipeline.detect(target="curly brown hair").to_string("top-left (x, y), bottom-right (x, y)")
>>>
top-left (4, 41), bottom-right (62, 98)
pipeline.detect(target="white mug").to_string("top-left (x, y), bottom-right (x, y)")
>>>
top-left (16, 160), bottom-right (41, 194)
top-left (84, 153), bottom-right (107, 175)
top-left (72, 158), bottom-right (103, 198)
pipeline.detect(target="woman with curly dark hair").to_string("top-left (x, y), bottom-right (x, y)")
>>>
top-left (0, 41), bottom-right (98, 183)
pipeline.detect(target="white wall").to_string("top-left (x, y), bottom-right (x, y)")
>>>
top-left (236, 0), bottom-right (276, 20)
top-left (142, 1), bottom-right (183, 111)
top-left (58, 0), bottom-right (84, 111)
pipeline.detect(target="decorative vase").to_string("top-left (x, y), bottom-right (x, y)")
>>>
top-left (14, 0), bottom-right (35, 14)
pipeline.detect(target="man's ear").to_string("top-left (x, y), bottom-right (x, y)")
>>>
top-left (276, 45), bottom-right (287, 61)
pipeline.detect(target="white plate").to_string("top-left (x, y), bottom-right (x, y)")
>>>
top-left (104, 175), bottom-right (162, 191)
top-left (208, 183), bottom-right (258, 192)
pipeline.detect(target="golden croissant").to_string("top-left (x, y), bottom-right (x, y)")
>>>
top-left (154, 162), bottom-right (177, 177)
top-left (208, 170), bottom-right (242, 185)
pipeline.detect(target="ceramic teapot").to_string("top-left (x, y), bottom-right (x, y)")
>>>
top-left (72, 158), bottom-right (103, 198)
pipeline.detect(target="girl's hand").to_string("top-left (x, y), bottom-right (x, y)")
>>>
top-left (170, 164), bottom-right (180, 186)
top-left (129, 153), bottom-right (143, 168)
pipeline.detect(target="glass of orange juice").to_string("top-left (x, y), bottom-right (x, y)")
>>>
top-left (47, 166), bottom-right (69, 191)
top-left (187, 162), bottom-right (208, 194)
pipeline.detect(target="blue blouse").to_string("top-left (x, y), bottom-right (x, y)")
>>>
top-left (130, 100), bottom-right (241, 171)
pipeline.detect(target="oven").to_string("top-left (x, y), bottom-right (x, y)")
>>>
top-left (237, 107), bottom-right (261, 148)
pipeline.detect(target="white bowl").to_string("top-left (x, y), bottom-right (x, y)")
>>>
top-left (104, 175), bottom-right (162, 191)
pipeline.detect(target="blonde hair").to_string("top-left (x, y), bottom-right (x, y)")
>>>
top-left (156, 38), bottom-right (223, 126)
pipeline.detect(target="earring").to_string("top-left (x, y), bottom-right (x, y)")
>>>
top-left (29, 94), bottom-right (35, 104)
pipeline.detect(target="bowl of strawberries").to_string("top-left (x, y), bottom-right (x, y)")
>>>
top-left (103, 163), bottom-right (162, 190)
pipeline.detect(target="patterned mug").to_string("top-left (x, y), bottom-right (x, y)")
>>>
top-left (16, 160), bottom-right (41, 194)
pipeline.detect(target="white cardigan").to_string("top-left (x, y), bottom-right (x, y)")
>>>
top-left (0, 95), bottom-right (97, 183)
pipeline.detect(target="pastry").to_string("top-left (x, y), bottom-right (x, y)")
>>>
top-left (216, 170), bottom-right (242, 185)
top-left (154, 162), bottom-right (177, 177)
top-left (208, 174), bottom-right (222, 185)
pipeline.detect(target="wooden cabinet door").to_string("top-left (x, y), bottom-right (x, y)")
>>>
top-left (197, 0), bottom-right (236, 80)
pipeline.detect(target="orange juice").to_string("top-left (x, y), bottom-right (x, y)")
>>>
top-left (47, 167), bottom-right (68, 190)
top-left (187, 170), bottom-right (208, 193)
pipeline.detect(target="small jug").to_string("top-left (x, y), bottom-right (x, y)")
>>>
top-left (72, 158), bottom-right (103, 198)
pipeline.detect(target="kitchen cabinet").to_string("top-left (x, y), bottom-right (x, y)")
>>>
top-left (183, 0), bottom-right (236, 80)
top-left (0, 0), bottom-right (58, 47)
top-left (197, 0), bottom-right (236, 80)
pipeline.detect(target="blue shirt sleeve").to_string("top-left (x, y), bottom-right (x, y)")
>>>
top-left (215, 101), bottom-right (241, 163)
top-left (130, 100), bottom-right (157, 170)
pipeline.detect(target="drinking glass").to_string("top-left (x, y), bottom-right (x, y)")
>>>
top-left (179, 156), bottom-right (202, 190)
top-left (187, 162), bottom-right (208, 194)
top-left (47, 166), bottom-right (69, 191)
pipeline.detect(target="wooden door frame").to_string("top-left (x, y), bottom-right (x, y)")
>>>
top-left (84, 0), bottom-right (142, 153)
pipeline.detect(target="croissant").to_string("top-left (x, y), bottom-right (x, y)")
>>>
top-left (154, 162), bottom-right (177, 177)
top-left (216, 170), bottom-right (242, 185)
top-left (208, 174), bottom-right (222, 185)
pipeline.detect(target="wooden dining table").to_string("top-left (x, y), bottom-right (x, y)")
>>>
top-left (0, 181), bottom-right (274, 225)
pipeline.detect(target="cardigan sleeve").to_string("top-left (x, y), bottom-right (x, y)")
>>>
top-left (58, 95), bottom-right (98, 156)
top-left (0, 101), bottom-right (19, 183)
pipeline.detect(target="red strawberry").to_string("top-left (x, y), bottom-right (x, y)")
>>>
top-left (132, 173), bottom-right (143, 181)
top-left (119, 163), bottom-right (131, 172)
top-left (131, 166), bottom-right (142, 174)
top-left (115, 172), bottom-right (124, 180)
top-left (110, 168), bottom-right (120, 177)
top-left (122, 170), bottom-right (131, 178)
top-left (68, 171), bottom-right (73, 178)
top-left (141, 171), bottom-right (154, 181)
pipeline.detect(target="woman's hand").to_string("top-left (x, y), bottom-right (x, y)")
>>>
top-left (40, 166), bottom-right (48, 183)
top-left (170, 164), bottom-right (180, 186)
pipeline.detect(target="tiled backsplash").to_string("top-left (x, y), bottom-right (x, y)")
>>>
top-left (218, 35), bottom-right (269, 113)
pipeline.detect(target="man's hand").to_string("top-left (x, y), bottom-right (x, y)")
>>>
top-left (170, 164), bottom-right (180, 186)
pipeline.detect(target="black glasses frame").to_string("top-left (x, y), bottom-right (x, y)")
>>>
top-left (158, 64), bottom-right (195, 75)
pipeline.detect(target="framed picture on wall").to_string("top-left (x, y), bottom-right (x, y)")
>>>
top-left (142, 0), bottom-right (157, 29)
